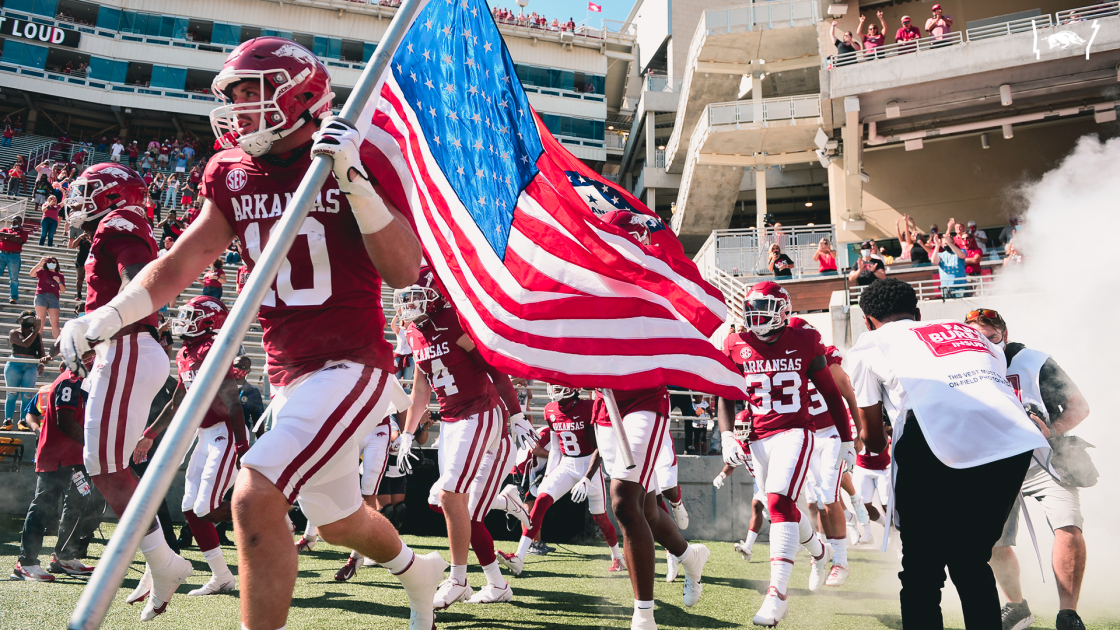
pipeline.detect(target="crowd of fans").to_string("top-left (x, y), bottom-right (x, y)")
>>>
top-left (830, 3), bottom-right (954, 65)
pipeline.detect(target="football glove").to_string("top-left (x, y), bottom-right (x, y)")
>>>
top-left (510, 413), bottom-right (538, 451)
top-left (835, 441), bottom-right (856, 473)
top-left (571, 477), bottom-right (592, 503)
top-left (721, 431), bottom-right (748, 468)
top-left (712, 472), bottom-right (727, 489)
top-left (311, 117), bottom-right (374, 198)
top-left (60, 309), bottom-right (122, 376)
top-left (396, 431), bottom-right (418, 475)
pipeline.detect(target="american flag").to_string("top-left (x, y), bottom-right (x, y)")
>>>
top-left (357, 0), bottom-right (748, 399)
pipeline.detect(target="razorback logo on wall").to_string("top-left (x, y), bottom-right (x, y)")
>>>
top-left (913, 322), bottom-right (994, 358)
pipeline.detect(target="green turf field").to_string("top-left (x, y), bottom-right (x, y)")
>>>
top-left (1, 518), bottom-right (1116, 629)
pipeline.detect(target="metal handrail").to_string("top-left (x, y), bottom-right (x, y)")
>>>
top-left (646, 75), bottom-right (683, 93)
top-left (848, 274), bottom-right (999, 303)
top-left (697, 225), bottom-right (838, 279)
top-left (825, 31), bottom-right (964, 68)
top-left (966, 14), bottom-right (1053, 41)
top-left (705, 0), bottom-right (819, 34)
top-left (707, 95), bottom-right (821, 127)
top-left (1056, 1), bottom-right (1120, 25)
top-left (604, 133), bottom-right (627, 150)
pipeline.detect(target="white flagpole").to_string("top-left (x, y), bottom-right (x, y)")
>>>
top-left (602, 389), bottom-right (637, 470)
top-left (66, 1), bottom-right (425, 627)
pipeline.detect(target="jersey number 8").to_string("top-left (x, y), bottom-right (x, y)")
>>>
top-left (558, 431), bottom-right (581, 457)
top-left (746, 371), bottom-right (802, 414)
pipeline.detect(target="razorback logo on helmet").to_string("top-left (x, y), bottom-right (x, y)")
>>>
top-left (103, 216), bottom-right (137, 233)
top-left (226, 168), bottom-right (248, 192)
top-left (272, 44), bottom-right (316, 65)
top-left (98, 166), bottom-right (133, 180)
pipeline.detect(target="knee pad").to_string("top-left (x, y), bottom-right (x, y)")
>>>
top-left (380, 504), bottom-right (395, 520)
top-left (767, 493), bottom-right (800, 523)
top-left (392, 503), bottom-right (407, 529)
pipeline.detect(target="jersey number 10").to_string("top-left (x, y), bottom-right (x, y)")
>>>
top-left (242, 218), bottom-right (332, 307)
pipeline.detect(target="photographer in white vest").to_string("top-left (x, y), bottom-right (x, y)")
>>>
top-left (965, 309), bottom-right (1091, 630)
top-left (846, 279), bottom-right (1048, 630)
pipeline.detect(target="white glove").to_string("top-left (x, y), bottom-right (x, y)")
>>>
top-left (311, 116), bottom-right (374, 197)
top-left (60, 309), bottom-right (123, 376)
top-left (836, 441), bottom-right (856, 473)
top-left (396, 431), bottom-right (418, 475)
top-left (571, 477), bottom-right (591, 503)
top-left (510, 413), bottom-right (538, 451)
top-left (721, 431), bottom-right (748, 468)
top-left (712, 472), bottom-right (727, 489)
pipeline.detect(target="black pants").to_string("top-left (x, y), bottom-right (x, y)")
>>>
top-left (895, 420), bottom-right (1032, 630)
top-left (19, 466), bottom-right (100, 565)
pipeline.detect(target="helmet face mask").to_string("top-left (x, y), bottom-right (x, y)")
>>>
top-left (546, 383), bottom-right (578, 402)
top-left (743, 282), bottom-right (792, 337)
top-left (173, 296), bottom-right (228, 339)
top-left (394, 286), bottom-right (441, 323)
top-left (64, 164), bottom-right (148, 229)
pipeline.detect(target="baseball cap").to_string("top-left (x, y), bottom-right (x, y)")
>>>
top-left (902, 15), bottom-right (911, 21)
top-left (932, 4), bottom-right (942, 11)
top-left (967, 220), bottom-right (977, 227)
top-left (861, 240), bottom-right (873, 248)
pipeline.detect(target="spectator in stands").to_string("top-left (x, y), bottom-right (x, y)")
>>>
top-left (66, 228), bottom-right (90, 307)
top-left (814, 238), bottom-right (838, 275)
top-left (158, 140), bottom-right (171, 166)
top-left (849, 241), bottom-right (887, 286)
top-left (158, 210), bottom-right (185, 242)
top-left (933, 219), bottom-right (968, 298)
top-left (999, 217), bottom-right (1021, 249)
top-left (181, 180), bottom-right (197, 210)
top-left (896, 214), bottom-right (918, 261)
top-left (857, 12), bottom-right (887, 58)
top-left (925, 4), bottom-right (953, 41)
top-left (966, 220), bottom-right (990, 255)
top-left (182, 143), bottom-right (196, 168)
top-left (187, 165), bottom-right (202, 191)
top-left (911, 234), bottom-right (932, 267)
top-left (5, 312), bottom-right (44, 427)
top-left (39, 196), bottom-right (60, 247)
top-left (147, 137), bottom-right (161, 154)
top-left (1003, 241), bottom-right (1024, 266)
top-left (896, 15), bottom-right (922, 52)
top-left (29, 256), bottom-right (65, 340)
top-left (158, 236), bottom-right (175, 259)
top-left (233, 356), bottom-right (264, 434)
top-left (235, 264), bottom-right (249, 295)
top-left (691, 395), bottom-right (713, 455)
top-left (2, 124), bottom-right (12, 148)
top-left (868, 240), bottom-right (887, 265)
top-left (140, 152), bottom-right (155, 176)
top-left (225, 240), bottom-right (242, 266)
top-left (162, 173), bottom-right (180, 209)
top-left (6, 161), bottom-right (25, 197)
top-left (97, 137), bottom-right (107, 153)
top-left (126, 141), bottom-right (139, 168)
top-left (768, 243), bottom-right (795, 278)
top-left (201, 259), bottom-right (226, 300)
top-left (110, 139), bottom-right (123, 163)
top-left (0, 217), bottom-right (28, 304)
top-left (963, 236), bottom-right (984, 277)
top-left (173, 150), bottom-right (188, 174)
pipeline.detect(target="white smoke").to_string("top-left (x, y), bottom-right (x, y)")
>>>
top-left (987, 134), bottom-right (1120, 619)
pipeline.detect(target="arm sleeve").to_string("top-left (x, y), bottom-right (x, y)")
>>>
top-left (1038, 358), bottom-right (1080, 420)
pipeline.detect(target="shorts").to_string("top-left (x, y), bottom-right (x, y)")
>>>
top-left (996, 465), bottom-right (1083, 547)
top-left (378, 474), bottom-right (407, 496)
top-left (594, 410), bottom-right (669, 493)
top-left (241, 362), bottom-right (410, 527)
top-left (83, 333), bottom-right (171, 476)
top-left (34, 293), bottom-right (60, 309)
top-left (34, 193), bottom-right (47, 204)
top-left (654, 432), bottom-right (679, 492)
top-left (854, 465), bottom-right (891, 507)
top-left (181, 423), bottom-right (238, 517)
top-left (749, 428), bottom-right (814, 501)
top-left (359, 421), bottom-right (392, 496)
top-left (429, 412), bottom-right (513, 522)
top-left (807, 426), bottom-right (843, 504)
top-left (537, 455), bottom-right (607, 514)
top-left (75, 242), bottom-right (90, 269)
top-left (111, 154), bottom-right (121, 163)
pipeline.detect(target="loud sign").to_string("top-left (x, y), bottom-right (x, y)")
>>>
top-left (0, 17), bottom-right (82, 48)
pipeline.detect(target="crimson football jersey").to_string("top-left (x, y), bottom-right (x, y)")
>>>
top-left (405, 307), bottom-right (500, 421)
top-left (723, 325), bottom-right (826, 441)
top-left (176, 335), bottom-right (239, 429)
top-left (199, 145), bottom-right (394, 386)
top-left (544, 399), bottom-right (597, 458)
top-left (807, 345), bottom-right (845, 431)
top-left (85, 208), bottom-right (159, 328)
top-left (591, 386), bottom-right (669, 427)
top-left (857, 436), bottom-right (891, 470)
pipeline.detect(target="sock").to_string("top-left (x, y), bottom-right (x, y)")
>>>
top-left (203, 546), bottom-right (232, 579)
top-left (183, 511), bottom-right (220, 552)
top-left (677, 543), bottom-right (692, 564)
top-left (797, 510), bottom-right (824, 559)
top-left (140, 522), bottom-right (172, 566)
top-left (634, 599), bottom-right (655, 618)
top-left (381, 544), bottom-right (415, 575)
top-left (609, 543), bottom-right (622, 561)
top-left (768, 521), bottom-right (798, 595)
top-left (516, 535), bottom-right (533, 559)
top-left (830, 537), bottom-right (848, 568)
top-left (524, 494), bottom-right (553, 540)
top-left (746, 529), bottom-right (759, 550)
top-left (481, 560), bottom-right (504, 587)
top-left (303, 523), bottom-right (318, 542)
top-left (450, 564), bottom-right (467, 584)
top-left (592, 513), bottom-right (618, 548)
top-left (875, 512), bottom-right (888, 528)
top-left (350, 550), bottom-right (363, 562)
top-left (470, 520), bottom-right (496, 566)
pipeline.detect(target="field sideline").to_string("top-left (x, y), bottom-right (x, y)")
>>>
top-left (1, 517), bottom-right (1116, 629)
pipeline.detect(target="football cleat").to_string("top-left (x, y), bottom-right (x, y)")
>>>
top-left (1000, 600), bottom-right (1035, 630)
top-left (126, 566), bottom-right (153, 605)
top-left (496, 550), bottom-right (524, 577)
top-left (527, 541), bottom-right (551, 556)
top-left (752, 586), bottom-right (789, 626)
top-left (850, 497), bottom-right (869, 525)
top-left (466, 582), bottom-right (513, 604)
top-left (433, 576), bottom-right (473, 609)
top-left (665, 550), bottom-right (679, 583)
top-left (808, 539), bottom-right (833, 592)
top-left (859, 529), bottom-right (876, 546)
top-left (187, 575), bottom-right (236, 596)
top-left (683, 577), bottom-right (703, 608)
top-left (734, 540), bottom-right (753, 562)
top-left (141, 554), bottom-right (193, 621)
top-left (362, 557), bottom-right (379, 567)
top-left (631, 608), bottom-right (658, 630)
top-left (680, 544), bottom-right (710, 608)
top-left (396, 551), bottom-right (447, 630)
top-left (335, 557), bottom-right (359, 582)
top-left (499, 485), bottom-right (531, 529)
top-left (669, 499), bottom-right (689, 530)
top-left (295, 535), bottom-right (317, 553)
top-left (49, 554), bottom-right (95, 576)
top-left (608, 557), bottom-right (627, 573)
top-left (13, 561), bottom-right (55, 582)
top-left (825, 564), bottom-right (849, 587)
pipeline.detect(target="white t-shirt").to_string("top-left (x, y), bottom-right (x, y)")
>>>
top-left (111, 142), bottom-right (123, 157)
top-left (846, 318), bottom-right (1048, 469)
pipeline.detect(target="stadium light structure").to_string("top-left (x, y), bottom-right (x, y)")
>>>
top-left (67, 1), bottom-right (427, 628)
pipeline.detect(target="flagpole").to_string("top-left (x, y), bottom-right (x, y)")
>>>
top-left (602, 389), bottom-right (637, 470)
top-left (67, 2), bottom-right (425, 628)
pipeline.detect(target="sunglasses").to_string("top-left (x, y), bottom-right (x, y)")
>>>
top-left (965, 309), bottom-right (1002, 322)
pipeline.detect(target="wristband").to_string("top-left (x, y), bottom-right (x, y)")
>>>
top-left (105, 282), bottom-right (154, 327)
top-left (143, 426), bottom-right (160, 440)
top-left (234, 440), bottom-right (250, 456)
top-left (348, 191), bottom-right (394, 234)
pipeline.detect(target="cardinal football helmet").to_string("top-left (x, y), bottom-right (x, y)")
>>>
top-left (743, 281), bottom-right (792, 337)
top-left (734, 409), bottom-right (751, 441)
top-left (210, 37), bottom-right (335, 157)
top-left (601, 209), bottom-right (652, 246)
top-left (394, 266), bottom-right (447, 323)
top-left (546, 383), bottom-right (579, 402)
top-left (173, 295), bottom-right (229, 338)
top-left (65, 163), bottom-right (149, 228)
